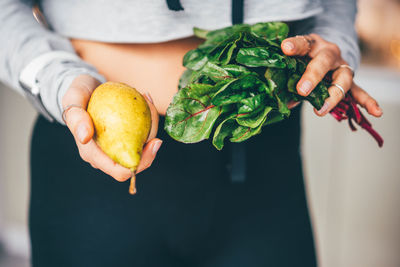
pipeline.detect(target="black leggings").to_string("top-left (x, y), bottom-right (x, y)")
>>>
top-left (29, 105), bottom-right (316, 267)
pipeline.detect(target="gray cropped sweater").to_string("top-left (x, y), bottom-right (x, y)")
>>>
top-left (0, 0), bottom-right (359, 123)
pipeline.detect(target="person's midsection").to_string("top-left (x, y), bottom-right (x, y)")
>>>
top-left (71, 37), bottom-right (203, 115)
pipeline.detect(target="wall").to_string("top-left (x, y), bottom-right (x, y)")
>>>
top-left (0, 84), bottom-right (35, 257)
top-left (302, 65), bottom-right (400, 267)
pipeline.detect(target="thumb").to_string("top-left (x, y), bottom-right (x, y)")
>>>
top-left (65, 107), bottom-right (94, 144)
top-left (62, 74), bottom-right (101, 144)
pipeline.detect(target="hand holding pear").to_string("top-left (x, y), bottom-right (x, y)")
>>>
top-left (87, 82), bottom-right (159, 194)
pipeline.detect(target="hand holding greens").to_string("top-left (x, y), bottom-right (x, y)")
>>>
top-left (164, 22), bottom-right (383, 149)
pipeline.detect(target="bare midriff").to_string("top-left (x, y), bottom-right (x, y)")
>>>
top-left (71, 37), bottom-right (203, 115)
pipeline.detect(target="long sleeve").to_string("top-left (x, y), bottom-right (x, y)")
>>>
top-left (0, 0), bottom-right (105, 124)
top-left (293, 0), bottom-right (360, 70)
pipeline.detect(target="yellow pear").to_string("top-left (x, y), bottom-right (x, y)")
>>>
top-left (87, 82), bottom-right (151, 194)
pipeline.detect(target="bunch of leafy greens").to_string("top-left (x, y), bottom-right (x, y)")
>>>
top-left (164, 22), bottom-right (383, 149)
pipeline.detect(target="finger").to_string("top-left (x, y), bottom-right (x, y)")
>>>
top-left (143, 93), bottom-right (159, 141)
top-left (282, 35), bottom-right (313, 56)
top-left (297, 50), bottom-right (339, 96)
top-left (314, 68), bottom-right (353, 116)
top-left (65, 108), bottom-right (94, 144)
top-left (136, 139), bottom-right (163, 174)
top-left (63, 75), bottom-right (101, 144)
top-left (351, 83), bottom-right (383, 117)
top-left (77, 139), bottom-right (132, 182)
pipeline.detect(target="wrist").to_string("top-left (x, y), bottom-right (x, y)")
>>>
top-left (18, 51), bottom-right (81, 122)
top-left (36, 59), bottom-right (105, 124)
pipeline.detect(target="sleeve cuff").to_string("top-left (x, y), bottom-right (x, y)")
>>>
top-left (36, 59), bottom-right (106, 124)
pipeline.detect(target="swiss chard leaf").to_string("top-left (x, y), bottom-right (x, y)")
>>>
top-left (190, 83), bottom-right (217, 97)
top-left (165, 21), bottom-right (334, 149)
top-left (274, 91), bottom-right (291, 117)
top-left (250, 22), bottom-right (289, 42)
top-left (212, 115), bottom-right (237, 150)
top-left (222, 64), bottom-right (252, 77)
top-left (287, 73), bottom-right (301, 94)
top-left (241, 31), bottom-right (276, 48)
top-left (164, 87), bottom-right (222, 143)
top-left (230, 115), bottom-right (267, 143)
top-left (219, 41), bottom-right (238, 65)
top-left (198, 62), bottom-right (232, 82)
top-left (264, 67), bottom-right (288, 95)
top-left (211, 74), bottom-right (267, 106)
top-left (286, 73), bottom-right (329, 110)
top-left (212, 110), bottom-right (268, 150)
top-left (286, 57), bottom-right (297, 70)
top-left (202, 24), bottom-right (249, 47)
top-left (236, 106), bottom-right (273, 128)
top-left (263, 111), bottom-right (285, 125)
top-left (193, 27), bottom-right (209, 39)
top-left (237, 94), bottom-right (267, 115)
top-left (178, 69), bottom-right (193, 89)
top-left (305, 82), bottom-right (329, 110)
top-left (183, 49), bottom-right (208, 71)
top-left (236, 47), bottom-right (286, 68)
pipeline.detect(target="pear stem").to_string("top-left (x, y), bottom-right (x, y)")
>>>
top-left (129, 173), bottom-right (137, 195)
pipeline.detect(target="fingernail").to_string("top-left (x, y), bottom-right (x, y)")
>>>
top-left (144, 92), bottom-right (154, 104)
top-left (317, 102), bottom-right (330, 115)
top-left (376, 106), bottom-right (383, 115)
top-left (152, 140), bottom-right (163, 155)
top-left (299, 80), bottom-right (312, 95)
top-left (76, 124), bottom-right (87, 143)
top-left (283, 41), bottom-right (294, 51)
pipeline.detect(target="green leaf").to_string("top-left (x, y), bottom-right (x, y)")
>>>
top-left (165, 21), bottom-right (334, 150)
top-left (198, 62), bottom-right (232, 82)
top-left (305, 82), bottom-right (329, 110)
top-left (287, 74), bottom-right (301, 94)
top-left (236, 47), bottom-right (286, 68)
top-left (211, 80), bottom-right (246, 106)
top-left (237, 94), bottom-right (267, 115)
top-left (236, 106), bottom-right (272, 128)
top-left (286, 57), bottom-right (297, 70)
top-left (212, 115), bottom-right (237, 150)
top-left (263, 111), bottom-right (285, 125)
top-left (250, 22), bottom-right (289, 42)
top-left (164, 87), bottom-right (221, 143)
top-left (230, 115), bottom-right (268, 143)
top-left (212, 109), bottom-right (269, 150)
top-left (193, 27), bottom-right (209, 39)
top-left (183, 49), bottom-right (208, 71)
top-left (274, 90), bottom-right (291, 117)
top-left (178, 69), bottom-right (193, 90)
top-left (207, 45), bottom-right (226, 62)
top-left (190, 83), bottom-right (217, 97)
top-left (211, 74), bottom-right (267, 106)
top-left (219, 41), bottom-right (238, 65)
top-left (240, 32), bottom-right (278, 50)
top-left (264, 68), bottom-right (288, 95)
top-left (202, 24), bottom-right (250, 47)
top-left (222, 64), bottom-right (252, 77)
top-left (286, 73), bottom-right (329, 110)
top-left (207, 42), bottom-right (238, 66)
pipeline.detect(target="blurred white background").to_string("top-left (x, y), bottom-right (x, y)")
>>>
top-left (302, 66), bottom-right (400, 267)
top-left (0, 0), bottom-right (399, 266)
